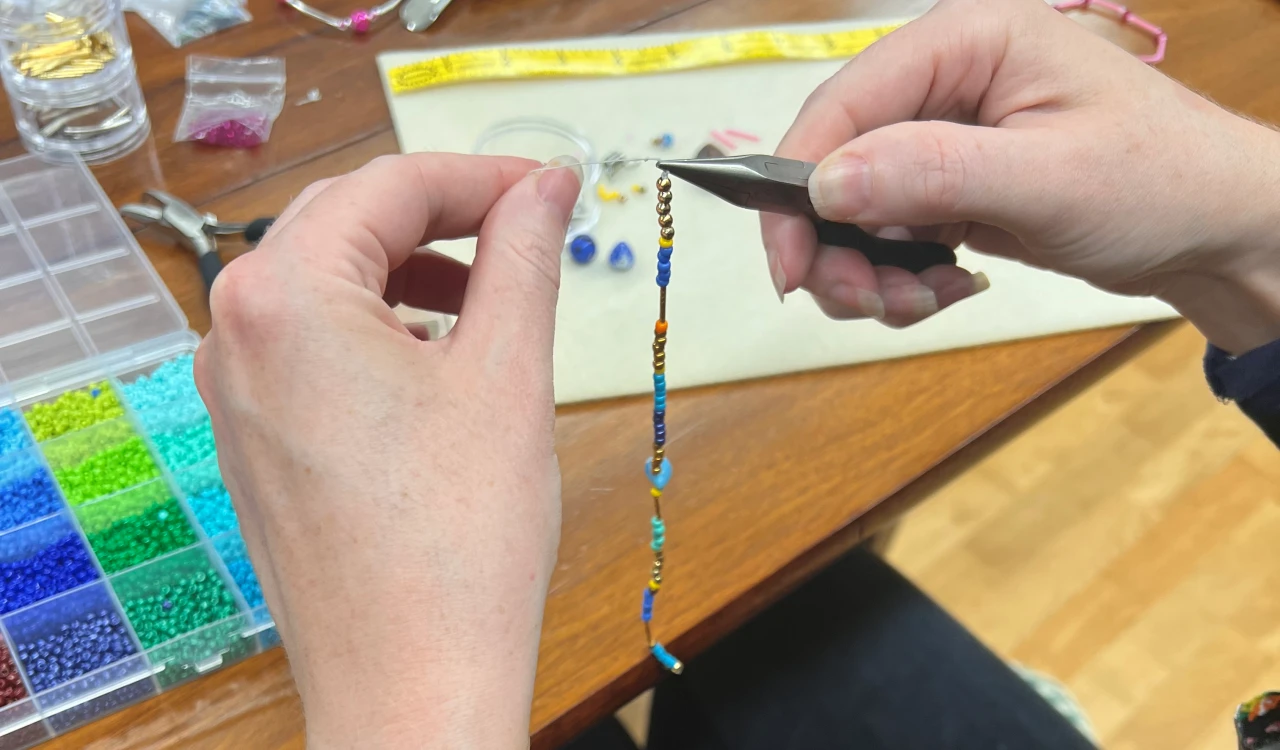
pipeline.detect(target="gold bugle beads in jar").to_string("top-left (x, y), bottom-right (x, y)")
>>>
top-left (10, 13), bottom-right (116, 81)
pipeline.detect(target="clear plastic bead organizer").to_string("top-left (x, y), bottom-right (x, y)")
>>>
top-left (0, 152), bottom-right (272, 748)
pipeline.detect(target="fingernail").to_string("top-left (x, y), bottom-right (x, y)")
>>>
top-left (971, 271), bottom-right (991, 294)
top-left (538, 155), bottom-right (583, 217)
top-left (810, 154), bottom-right (871, 220)
top-left (768, 252), bottom-right (787, 303)
top-left (909, 285), bottom-right (939, 317)
top-left (831, 287), bottom-right (884, 319)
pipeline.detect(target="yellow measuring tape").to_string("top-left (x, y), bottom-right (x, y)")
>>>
top-left (386, 23), bottom-right (903, 95)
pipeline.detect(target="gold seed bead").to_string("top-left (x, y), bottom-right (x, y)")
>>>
top-left (660, 226), bottom-right (675, 241)
top-left (658, 191), bottom-right (672, 203)
top-left (657, 176), bottom-right (672, 191)
top-left (655, 336), bottom-right (667, 347)
top-left (654, 446), bottom-right (665, 462)
top-left (658, 214), bottom-right (673, 228)
top-left (657, 202), bottom-right (670, 216)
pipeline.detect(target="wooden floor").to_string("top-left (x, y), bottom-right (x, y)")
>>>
top-left (887, 321), bottom-right (1280, 750)
top-left (618, 321), bottom-right (1278, 748)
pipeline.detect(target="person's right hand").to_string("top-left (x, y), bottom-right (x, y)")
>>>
top-left (764, 0), bottom-right (1280, 354)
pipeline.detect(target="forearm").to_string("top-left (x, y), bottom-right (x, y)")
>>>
top-left (1157, 117), bottom-right (1280, 355)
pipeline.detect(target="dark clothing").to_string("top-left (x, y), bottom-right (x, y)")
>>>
top-left (1205, 340), bottom-right (1280, 447)
top-left (564, 548), bottom-right (1097, 750)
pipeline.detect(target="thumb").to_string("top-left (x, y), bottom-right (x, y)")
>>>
top-left (808, 121), bottom-right (1061, 234)
top-left (453, 156), bottom-right (582, 364)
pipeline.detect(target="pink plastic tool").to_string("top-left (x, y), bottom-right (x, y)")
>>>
top-left (1054, 0), bottom-right (1166, 64)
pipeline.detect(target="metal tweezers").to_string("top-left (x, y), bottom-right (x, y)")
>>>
top-left (657, 154), bottom-right (957, 274)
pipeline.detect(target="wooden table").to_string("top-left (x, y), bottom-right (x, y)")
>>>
top-left (2, 0), bottom-right (1275, 745)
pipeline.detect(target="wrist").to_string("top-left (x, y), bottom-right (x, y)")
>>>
top-left (1162, 120), bottom-right (1280, 355)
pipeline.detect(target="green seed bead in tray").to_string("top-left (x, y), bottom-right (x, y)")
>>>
top-left (75, 480), bottom-right (199, 575)
top-left (23, 382), bottom-right (125, 442)
top-left (40, 418), bottom-right (162, 505)
top-left (0, 154), bottom-right (274, 743)
top-left (110, 545), bottom-right (242, 650)
top-left (147, 612), bottom-right (259, 690)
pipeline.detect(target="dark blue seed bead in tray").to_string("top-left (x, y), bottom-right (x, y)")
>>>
top-left (3, 582), bottom-right (139, 694)
top-left (0, 514), bottom-right (100, 615)
top-left (0, 450), bottom-right (62, 533)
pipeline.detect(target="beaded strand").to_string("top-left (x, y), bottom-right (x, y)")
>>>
top-left (641, 171), bottom-right (683, 675)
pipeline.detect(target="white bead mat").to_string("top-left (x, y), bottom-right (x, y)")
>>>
top-left (376, 19), bottom-right (1179, 406)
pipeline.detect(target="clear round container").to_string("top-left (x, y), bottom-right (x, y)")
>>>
top-left (473, 117), bottom-right (602, 241)
top-left (0, 0), bottom-right (150, 164)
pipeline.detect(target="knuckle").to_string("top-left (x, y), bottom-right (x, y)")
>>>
top-left (910, 128), bottom-right (970, 212)
top-left (499, 226), bottom-right (563, 293)
top-left (207, 257), bottom-right (288, 333)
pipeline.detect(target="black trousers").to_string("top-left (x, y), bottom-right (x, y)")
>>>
top-left (564, 547), bottom-right (1096, 750)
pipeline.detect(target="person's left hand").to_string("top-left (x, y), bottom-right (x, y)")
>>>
top-left (194, 152), bottom-right (582, 748)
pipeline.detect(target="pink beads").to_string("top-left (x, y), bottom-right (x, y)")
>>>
top-left (348, 9), bottom-right (372, 33)
top-left (193, 119), bottom-right (267, 148)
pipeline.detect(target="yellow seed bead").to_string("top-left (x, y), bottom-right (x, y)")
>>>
top-left (659, 237), bottom-right (673, 248)
top-left (651, 488), bottom-right (662, 498)
top-left (648, 579), bottom-right (661, 592)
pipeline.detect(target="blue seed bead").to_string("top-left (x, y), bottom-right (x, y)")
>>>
top-left (120, 355), bottom-right (201, 412)
top-left (215, 533), bottom-right (265, 610)
top-left (656, 272), bottom-right (670, 287)
top-left (569, 235), bottom-right (596, 264)
top-left (651, 517), bottom-right (665, 534)
top-left (657, 247), bottom-right (673, 262)
top-left (641, 588), bottom-right (654, 622)
top-left (0, 409), bottom-right (32, 459)
top-left (609, 242), bottom-right (635, 271)
top-left (653, 411), bottom-right (665, 425)
top-left (651, 642), bottom-right (682, 672)
top-left (0, 452), bottom-right (62, 532)
top-left (0, 523), bottom-right (100, 615)
top-left (653, 374), bottom-right (665, 387)
top-left (10, 597), bottom-right (137, 693)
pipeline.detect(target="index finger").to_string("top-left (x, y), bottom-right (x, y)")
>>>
top-left (264, 152), bottom-right (538, 296)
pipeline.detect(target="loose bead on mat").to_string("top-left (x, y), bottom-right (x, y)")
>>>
top-left (569, 235), bottom-right (597, 264)
top-left (609, 242), bottom-right (635, 271)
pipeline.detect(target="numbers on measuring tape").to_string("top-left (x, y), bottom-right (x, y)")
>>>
top-left (385, 23), bottom-right (904, 95)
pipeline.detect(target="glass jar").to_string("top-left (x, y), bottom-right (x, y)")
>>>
top-left (0, 0), bottom-right (150, 164)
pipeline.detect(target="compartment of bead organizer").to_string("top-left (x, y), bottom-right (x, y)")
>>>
top-left (73, 479), bottom-right (197, 575)
top-left (0, 450), bottom-right (62, 535)
top-left (0, 514), bottom-right (100, 616)
top-left (38, 416), bottom-right (160, 506)
top-left (0, 155), bottom-right (272, 743)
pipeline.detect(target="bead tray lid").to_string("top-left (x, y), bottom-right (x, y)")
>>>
top-left (0, 154), bottom-right (272, 748)
top-left (0, 153), bottom-right (187, 400)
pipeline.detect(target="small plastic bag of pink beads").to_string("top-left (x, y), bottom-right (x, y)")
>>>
top-left (174, 56), bottom-right (286, 148)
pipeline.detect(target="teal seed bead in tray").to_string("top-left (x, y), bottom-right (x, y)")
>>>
top-left (119, 354), bottom-right (201, 411)
top-left (110, 545), bottom-right (241, 650)
top-left (214, 532), bottom-right (264, 609)
top-left (175, 459), bottom-right (239, 538)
